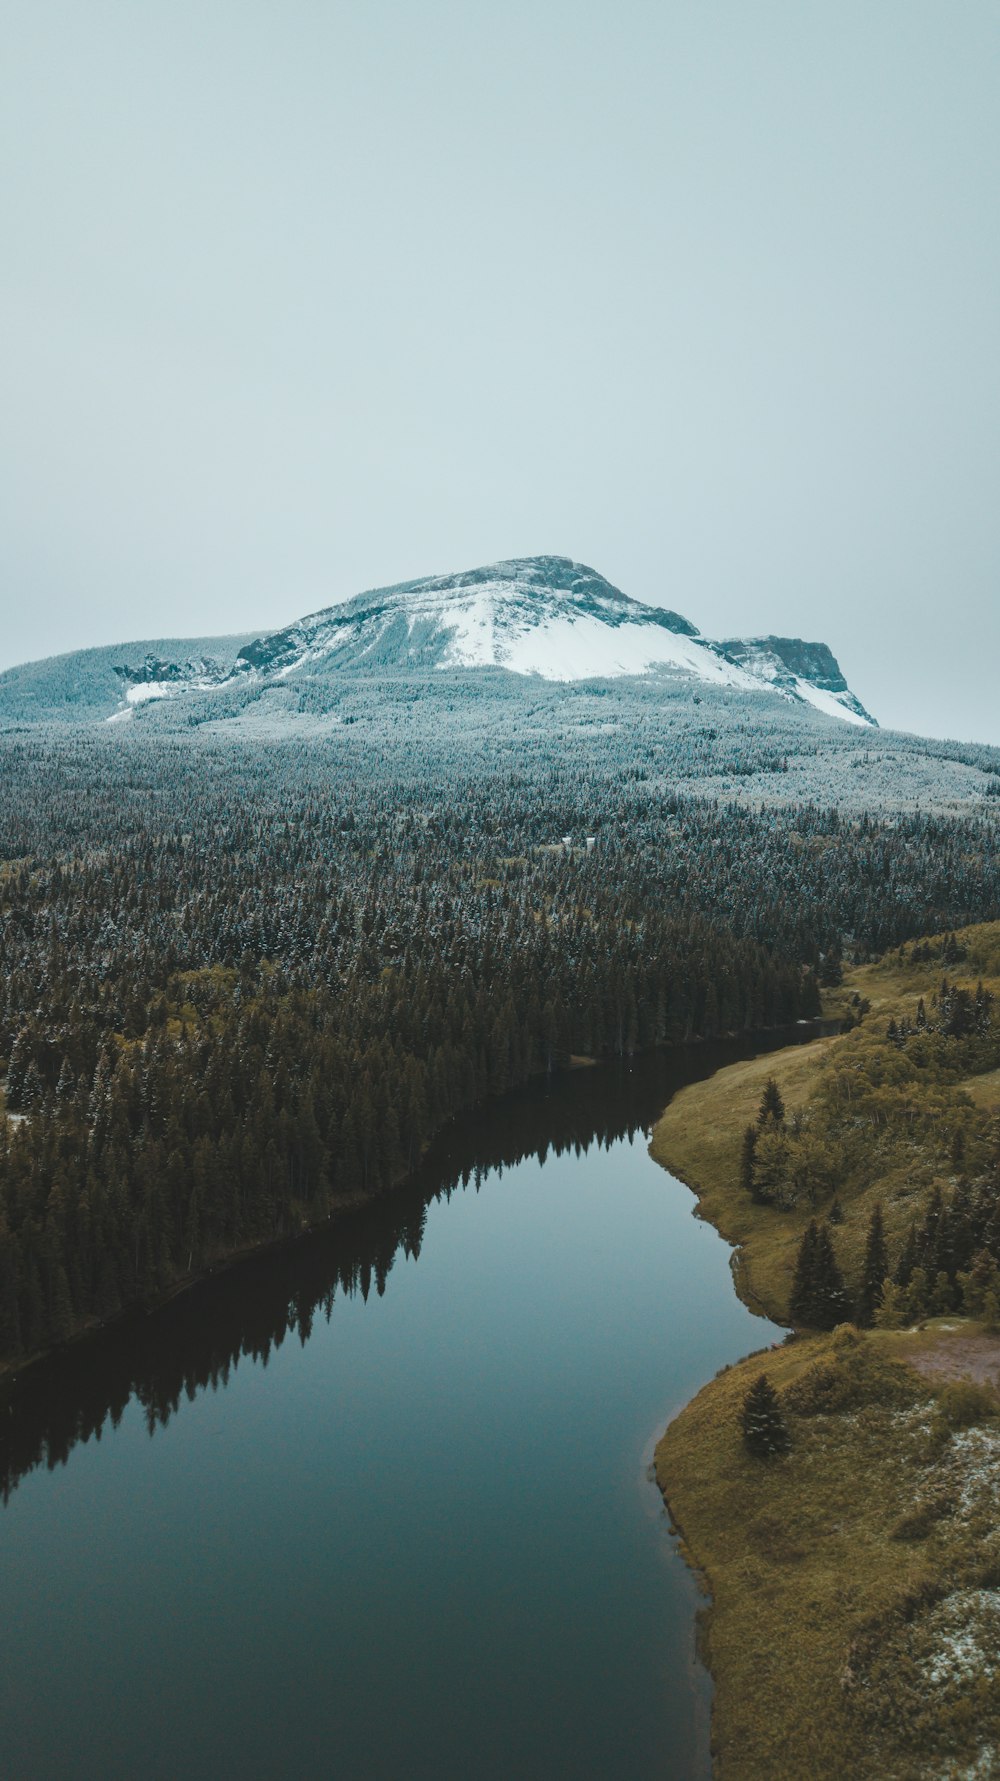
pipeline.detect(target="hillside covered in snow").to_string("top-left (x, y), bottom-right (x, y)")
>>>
top-left (0, 555), bottom-right (876, 729)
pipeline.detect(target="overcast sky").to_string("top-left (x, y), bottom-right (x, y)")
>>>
top-left (3, 2), bottom-right (998, 742)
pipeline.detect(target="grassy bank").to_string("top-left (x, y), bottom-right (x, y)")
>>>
top-left (657, 1323), bottom-right (1000, 1780)
top-left (651, 922), bottom-right (1000, 1777)
top-left (650, 923), bottom-right (1000, 1328)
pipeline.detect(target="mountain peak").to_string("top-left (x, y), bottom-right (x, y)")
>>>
top-left (122, 556), bottom-right (875, 723)
top-left (234, 555), bottom-right (702, 680)
top-left (0, 554), bottom-right (875, 729)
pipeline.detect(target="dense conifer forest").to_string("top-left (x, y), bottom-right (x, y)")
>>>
top-left (2, 724), bottom-right (1000, 1367)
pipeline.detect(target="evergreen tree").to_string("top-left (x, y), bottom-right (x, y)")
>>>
top-left (5, 1027), bottom-right (31, 1111)
top-left (789, 1220), bottom-right (849, 1328)
top-left (740, 1123), bottom-right (758, 1198)
top-left (753, 1128), bottom-right (790, 1206)
top-left (929, 1269), bottom-right (956, 1315)
top-left (789, 1221), bottom-right (820, 1325)
top-left (819, 941), bottom-right (843, 988)
top-left (740, 1373), bottom-right (789, 1457)
top-left (812, 1223), bottom-right (849, 1328)
top-left (758, 1077), bottom-right (786, 1125)
top-left (957, 1248), bottom-right (1000, 1317)
top-left (856, 1202), bottom-right (889, 1327)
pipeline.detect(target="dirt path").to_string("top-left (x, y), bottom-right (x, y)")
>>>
top-left (903, 1329), bottom-right (1000, 1390)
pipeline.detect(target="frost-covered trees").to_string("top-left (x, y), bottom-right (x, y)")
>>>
top-left (0, 706), bottom-right (998, 1367)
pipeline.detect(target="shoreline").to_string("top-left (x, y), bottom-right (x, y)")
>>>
top-left (0, 1017), bottom-right (830, 1387)
top-left (647, 927), bottom-right (1000, 1778)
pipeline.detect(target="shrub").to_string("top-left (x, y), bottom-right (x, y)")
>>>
top-left (784, 1341), bottom-right (914, 1417)
top-left (934, 1379), bottom-right (998, 1430)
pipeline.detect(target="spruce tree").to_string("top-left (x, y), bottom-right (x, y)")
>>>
top-left (789, 1221), bottom-right (820, 1325)
top-left (790, 1220), bottom-right (849, 1328)
top-left (758, 1077), bottom-right (785, 1126)
top-left (819, 941), bottom-right (843, 988)
top-left (5, 1028), bottom-right (31, 1112)
top-left (812, 1223), bottom-right (849, 1328)
top-left (740, 1373), bottom-right (789, 1457)
top-left (856, 1202), bottom-right (889, 1327)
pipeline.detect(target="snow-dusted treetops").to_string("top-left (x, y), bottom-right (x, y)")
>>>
top-left (2, 557), bottom-right (1000, 1379)
top-left (0, 555), bottom-right (875, 728)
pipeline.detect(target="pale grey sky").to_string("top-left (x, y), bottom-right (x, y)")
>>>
top-left (2, 1), bottom-right (998, 742)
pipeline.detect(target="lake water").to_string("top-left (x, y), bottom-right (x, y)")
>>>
top-left (0, 1044), bottom-right (788, 1780)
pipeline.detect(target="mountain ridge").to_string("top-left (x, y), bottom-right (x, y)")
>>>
top-left (0, 555), bottom-right (877, 728)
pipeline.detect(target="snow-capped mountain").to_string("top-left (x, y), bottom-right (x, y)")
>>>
top-left (108, 556), bottom-right (875, 726)
top-left (715, 636), bottom-right (875, 727)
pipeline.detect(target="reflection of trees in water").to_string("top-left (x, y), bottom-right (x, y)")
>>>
top-left (0, 1034), bottom-right (812, 1503)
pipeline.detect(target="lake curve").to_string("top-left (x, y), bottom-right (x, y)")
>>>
top-left (0, 1040), bottom-right (795, 1779)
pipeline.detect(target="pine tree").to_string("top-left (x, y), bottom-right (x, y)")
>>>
top-left (903, 1266), bottom-right (930, 1321)
top-left (5, 1028), bottom-right (32, 1112)
top-left (789, 1221), bottom-right (820, 1325)
top-left (789, 1220), bottom-right (849, 1328)
top-left (758, 1077), bottom-right (785, 1126)
top-left (819, 941), bottom-right (843, 988)
top-left (740, 1373), bottom-right (789, 1457)
top-left (893, 1220), bottom-right (917, 1289)
top-left (856, 1202), bottom-right (889, 1327)
top-left (811, 1223), bottom-right (850, 1328)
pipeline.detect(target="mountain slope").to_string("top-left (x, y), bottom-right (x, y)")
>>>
top-left (231, 556), bottom-right (733, 682)
top-left (718, 636), bottom-right (875, 726)
top-left (225, 557), bottom-right (873, 720)
top-left (0, 634), bottom-right (258, 726)
top-left (0, 556), bottom-right (876, 727)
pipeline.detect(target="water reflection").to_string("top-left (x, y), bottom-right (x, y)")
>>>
top-left (0, 1030), bottom-right (816, 1505)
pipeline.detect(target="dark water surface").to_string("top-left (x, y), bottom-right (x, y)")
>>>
top-left (0, 1041), bottom-right (794, 1780)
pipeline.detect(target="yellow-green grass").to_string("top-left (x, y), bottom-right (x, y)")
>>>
top-left (650, 1026), bottom-right (937, 1324)
top-left (650, 921), bottom-right (1000, 1328)
top-left (657, 1324), bottom-right (1000, 1780)
top-left (651, 1038), bottom-right (841, 1318)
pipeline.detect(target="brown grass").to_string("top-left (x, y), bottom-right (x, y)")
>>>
top-left (650, 923), bottom-right (1000, 1776)
top-left (657, 1324), bottom-right (1000, 1779)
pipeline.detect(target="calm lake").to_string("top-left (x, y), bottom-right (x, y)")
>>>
top-left (0, 1042), bottom-right (790, 1780)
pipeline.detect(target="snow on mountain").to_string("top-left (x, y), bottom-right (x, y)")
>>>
top-left (5, 556), bottom-right (872, 727)
top-left (223, 555), bottom-right (877, 723)
top-left (717, 636), bottom-right (876, 727)
top-left (230, 557), bottom-right (727, 685)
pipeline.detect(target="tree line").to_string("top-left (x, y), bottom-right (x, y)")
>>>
top-left (2, 725), bottom-right (1000, 1367)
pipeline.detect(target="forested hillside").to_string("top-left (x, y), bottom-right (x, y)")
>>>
top-left (2, 726), bottom-right (1000, 1367)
